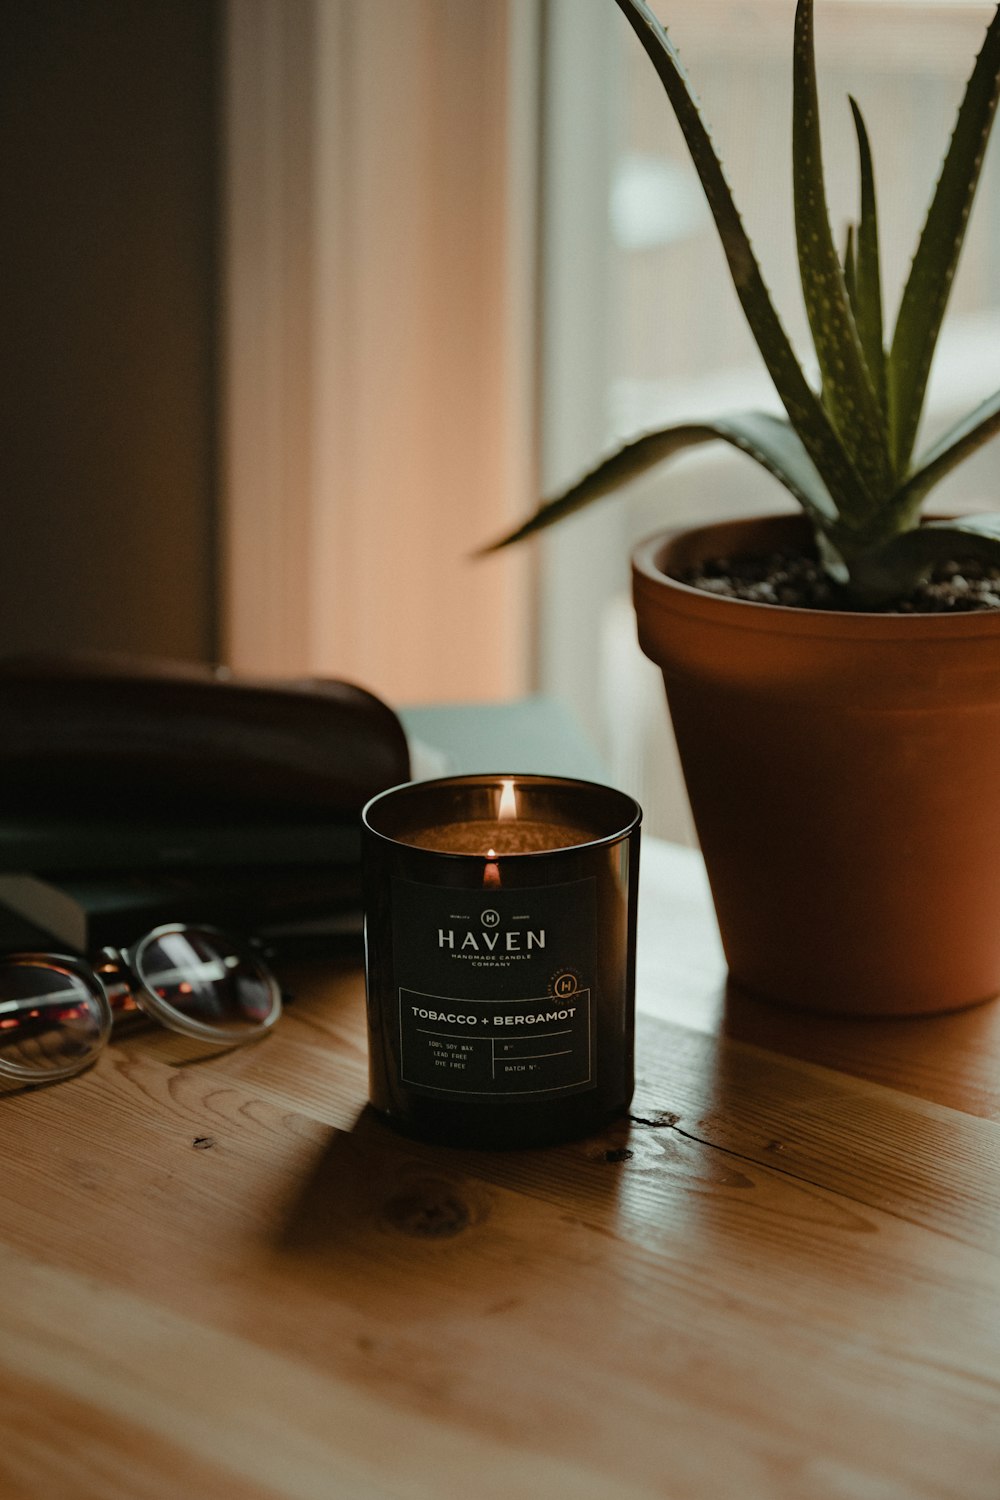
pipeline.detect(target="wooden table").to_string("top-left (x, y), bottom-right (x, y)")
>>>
top-left (2, 838), bottom-right (999, 1499)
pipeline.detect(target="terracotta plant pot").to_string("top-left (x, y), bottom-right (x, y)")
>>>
top-left (632, 513), bottom-right (1000, 1017)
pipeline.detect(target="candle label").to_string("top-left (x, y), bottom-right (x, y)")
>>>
top-left (391, 876), bottom-right (596, 1098)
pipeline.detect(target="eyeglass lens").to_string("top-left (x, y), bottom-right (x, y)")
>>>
top-left (135, 929), bottom-right (276, 1034)
top-left (0, 963), bottom-right (108, 1079)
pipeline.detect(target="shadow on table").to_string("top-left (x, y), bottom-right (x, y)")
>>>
top-left (273, 1102), bottom-right (639, 1271)
top-left (275, 1106), bottom-right (487, 1254)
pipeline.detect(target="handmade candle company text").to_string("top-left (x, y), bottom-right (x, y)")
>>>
top-left (392, 877), bottom-right (596, 1097)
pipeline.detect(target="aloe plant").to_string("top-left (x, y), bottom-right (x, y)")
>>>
top-left (489, 0), bottom-right (1000, 608)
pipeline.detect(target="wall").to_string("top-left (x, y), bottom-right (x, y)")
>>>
top-left (0, 0), bottom-right (219, 665)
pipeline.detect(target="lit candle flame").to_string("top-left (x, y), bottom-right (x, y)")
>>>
top-left (483, 848), bottom-right (501, 889)
top-left (498, 778), bottom-right (517, 822)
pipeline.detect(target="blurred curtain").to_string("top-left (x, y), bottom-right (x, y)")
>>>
top-left (222, 0), bottom-right (539, 705)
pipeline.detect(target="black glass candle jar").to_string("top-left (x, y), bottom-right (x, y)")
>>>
top-left (362, 774), bottom-right (641, 1148)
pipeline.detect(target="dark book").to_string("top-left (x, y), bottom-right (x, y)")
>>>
top-left (0, 865), bottom-right (363, 954)
top-left (0, 694), bottom-right (610, 954)
top-left (0, 815), bottom-right (361, 875)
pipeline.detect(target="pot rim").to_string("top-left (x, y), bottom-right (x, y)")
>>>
top-left (632, 515), bottom-right (1000, 641)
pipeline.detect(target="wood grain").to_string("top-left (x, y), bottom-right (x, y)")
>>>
top-left (0, 838), bottom-right (997, 1500)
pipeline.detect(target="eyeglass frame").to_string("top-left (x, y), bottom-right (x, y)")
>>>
top-left (0, 922), bottom-right (282, 1086)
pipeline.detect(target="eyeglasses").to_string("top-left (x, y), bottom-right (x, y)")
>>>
top-left (0, 923), bottom-right (282, 1086)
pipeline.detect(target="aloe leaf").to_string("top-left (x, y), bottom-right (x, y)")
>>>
top-left (613, 0), bottom-right (866, 524)
top-left (854, 513), bottom-right (1000, 602)
top-left (920, 513), bottom-right (1000, 548)
top-left (478, 412), bottom-right (837, 553)
top-left (848, 96), bottom-right (887, 420)
top-left (792, 2), bottom-right (891, 498)
top-left (891, 387), bottom-right (1000, 519)
top-left (843, 222), bottom-right (857, 309)
top-left (888, 6), bottom-right (1000, 473)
